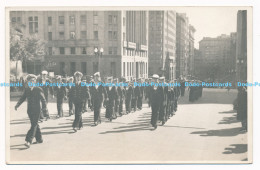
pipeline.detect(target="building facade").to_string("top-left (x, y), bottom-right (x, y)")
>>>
top-left (198, 33), bottom-right (236, 82)
top-left (10, 11), bottom-right (149, 80)
top-left (176, 13), bottom-right (189, 78)
top-left (148, 11), bottom-right (176, 80)
top-left (188, 25), bottom-right (196, 77)
top-left (236, 10), bottom-right (247, 82)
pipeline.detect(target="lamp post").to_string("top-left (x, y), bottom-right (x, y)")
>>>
top-left (94, 47), bottom-right (104, 72)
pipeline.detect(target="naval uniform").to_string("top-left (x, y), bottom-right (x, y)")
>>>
top-left (15, 87), bottom-right (47, 144)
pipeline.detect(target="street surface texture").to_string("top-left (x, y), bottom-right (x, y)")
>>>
top-left (8, 88), bottom-right (248, 163)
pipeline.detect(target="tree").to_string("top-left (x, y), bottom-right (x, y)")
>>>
top-left (10, 23), bottom-right (47, 74)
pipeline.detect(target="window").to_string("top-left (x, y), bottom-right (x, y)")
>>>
top-left (81, 62), bottom-right (87, 74)
top-left (69, 16), bottom-right (75, 25)
top-left (70, 62), bottom-right (76, 75)
top-left (113, 31), bottom-right (117, 40)
top-left (94, 31), bottom-right (98, 40)
top-left (48, 32), bottom-right (52, 40)
top-left (93, 62), bottom-right (98, 73)
top-left (59, 32), bottom-right (64, 39)
top-left (108, 15), bottom-right (112, 24)
top-left (113, 16), bottom-right (117, 24)
top-left (60, 62), bottom-right (65, 75)
top-left (108, 31), bottom-right (112, 40)
top-left (59, 16), bottom-right (64, 25)
top-left (11, 17), bottom-right (16, 22)
top-left (93, 11), bottom-right (98, 16)
top-left (70, 47), bottom-right (76, 54)
top-left (59, 47), bottom-right (65, 55)
top-left (109, 47), bottom-right (113, 55)
top-left (48, 47), bottom-right (52, 55)
top-left (80, 31), bottom-right (87, 39)
top-left (113, 47), bottom-right (117, 55)
top-left (48, 17), bottom-right (52, 26)
top-left (93, 16), bottom-right (98, 24)
top-left (80, 15), bottom-right (86, 25)
top-left (17, 17), bottom-right (21, 22)
top-left (29, 16), bottom-right (38, 33)
top-left (82, 47), bottom-right (86, 54)
top-left (70, 31), bottom-right (76, 39)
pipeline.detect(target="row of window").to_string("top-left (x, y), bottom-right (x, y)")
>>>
top-left (48, 47), bottom-right (117, 55)
top-left (48, 31), bottom-right (98, 40)
top-left (122, 62), bottom-right (148, 77)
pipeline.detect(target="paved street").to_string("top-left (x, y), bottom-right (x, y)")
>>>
top-left (8, 88), bottom-right (248, 163)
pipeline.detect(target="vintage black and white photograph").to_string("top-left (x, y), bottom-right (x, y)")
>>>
top-left (6, 7), bottom-right (252, 164)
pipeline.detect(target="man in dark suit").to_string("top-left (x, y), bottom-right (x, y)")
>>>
top-left (158, 77), bottom-right (167, 125)
top-left (137, 78), bottom-right (144, 110)
top-left (118, 77), bottom-right (126, 116)
top-left (90, 72), bottom-right (107, 126)
top-left (15, 74), bottom-right (47, 148)
top-left (54, 76), bottom-right (67, 118)
top-left (105, 77), bottom-right (118, 121)
top-left (66, 77), bottom-right (75, 116)
top-left (125, 80), bottom-right (134, 114)
top-left (150, 74), bottom-right (164, 130)
top-left (131, 79), bottom-right (139, 112)
top-left (70, 71), bottom-right (89, 132)
top-left (38, 70), bottom-right (54, 121)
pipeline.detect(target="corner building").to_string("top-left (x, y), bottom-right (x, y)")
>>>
top-left (10, 11), bottom-right (148, 80)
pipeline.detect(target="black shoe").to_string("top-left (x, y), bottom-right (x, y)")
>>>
top-left (73, 128), bottom-right (77, 132)
top-left (25, 142), bottom-right (31, 148)
top-left (45, 116), bottom-right (50, 121)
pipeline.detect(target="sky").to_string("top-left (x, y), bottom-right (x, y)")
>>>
top-left (173, 7), bottom-right (244, 49)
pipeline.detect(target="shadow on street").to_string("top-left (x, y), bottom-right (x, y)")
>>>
top-left (223, 144), bottom-right (247, 154)
top-left (190, 127), bottom-right (245, 137)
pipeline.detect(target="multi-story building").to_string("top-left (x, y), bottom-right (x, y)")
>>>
top-left (198, 33), bottom-right (236, 81)
top-left (236, 10), bottom-right (247, 82)
top-left (148, 11), bottom-right (176, 80)
top-left (188, 25), bottom-right (196, 77)
top-left (176, 13), bottom-right (189, 78)
top-left (10, 11), bottom-right (149, 80)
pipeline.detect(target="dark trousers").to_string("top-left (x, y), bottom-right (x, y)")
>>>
top-left (82, 98), bottom-right (87, 111)
top-left (181, 88), bottom-right (185, 96)
top-left (125, 98), bottom-right (132, 113)
top-left (114, 99), bottom-right (119, 113)
top-left (72, 102), bottom-right (83, 128)
top-left (26, 112), bottom-right (42, 143)
top-left (119, 99), bottom-right (124, 115)
top-left (166, 100), bottom-right (172, 120)
top-left (93, 101), bottom-right (102, 122)
top-left (105, 101), bottom-right (114, 119)
top-left (159, 103), bottom-right (166, 122)
top-left (68, 97), bottom-right (74, 115)
top-left (57, 98), bottom-right (63, 117)
top-left (40, 94), bottom-right (49, 119)
top-left (131, 98), bottom-right (137, 111)
top-left (137, 97), bottom-right (143, 109)
top-left (151, 103), bottom-right (160, 127)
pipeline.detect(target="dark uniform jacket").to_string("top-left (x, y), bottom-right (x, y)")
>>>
top-left (38, 78), bottom-right (53, 101)
top-left (16, 87), bottom-right (47, 114)
top-left (70, 82), bottom-right (89, 103)
top-left (125, 86), bottom-right (134, 100)
top-left (90, 82), bottom-right (107, 106)
top-left (54, 85), bottom-right (67, 100)
top-left (106, 86), bottom-right (118, 106)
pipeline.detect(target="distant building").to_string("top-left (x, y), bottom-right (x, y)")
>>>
top-left (148, 11), bottom-right (176, 80)
top-left (10, 11), bottom-right (149, 80)
top-left (188, 25), bottom-right (196, 77)
top-left (236, 10), bottom-right (247, 82)
top-left (176, 13), bottom-right (190, 78)
top-left (198, 33), bottom-right (236, 81)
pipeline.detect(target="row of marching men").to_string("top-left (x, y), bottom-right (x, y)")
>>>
top-left (14, 71), bottom-right (182, 147)
top-left (40, 71), bottom-right (182, 131)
